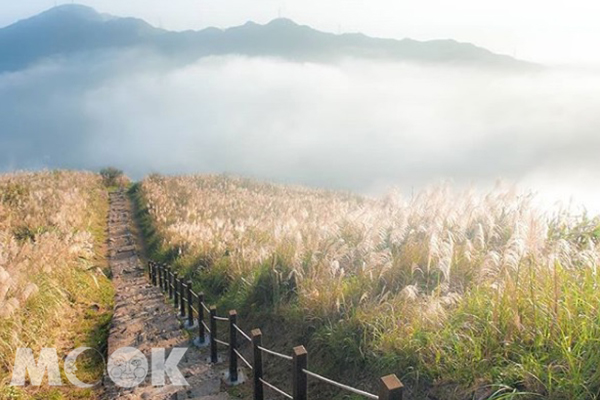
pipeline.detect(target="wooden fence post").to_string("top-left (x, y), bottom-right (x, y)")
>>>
top-left (156, 263), bottom-right (160, 287)
top-left (160, 264), bottom-right (165, 291)
top-left (210, 306), bottom-right (218, 363)
top-left (158, 264), bottom-right (163, 290)
top-left (292, 346), bottom-right (308, 400)
top-left (168, 267), bottom-right (173, 299)
top-left (162, 264), bottom-right (168, 292)
top-left (173, 273), bottom-right (179, 308)
top-left (147, 261), bottom-right (153, 281)
top-left (198, 292), bottom-right (206, 344)
top-left (252, 329), bottom-right (264, 400)
top-left (151, 262), bottom-right (157, 286)
top-left (228, 310), bottom-right (238, 383)
top-left (187, 281), bottom-right (194, 327)
top-left (378, 375), bottom-right (404, 400)
top-left (179, 280), bottom-right (186, 317)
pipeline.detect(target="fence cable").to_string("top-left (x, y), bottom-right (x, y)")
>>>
top-left (257, 346), bottom-right (293, 361)
top-left (259, 378), bottom-right (293, 399)
top-left (302, 369), bottom-right (378, 400)
top-left (234, 349), bottom-right (253, 370)
top-left (233, 324), bottom-right (252, 343)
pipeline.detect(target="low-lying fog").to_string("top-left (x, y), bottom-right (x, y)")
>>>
top-left (1, 51), bottom-right (599, 212)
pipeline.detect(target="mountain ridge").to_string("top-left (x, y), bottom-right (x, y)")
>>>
top-left (0, 4), bottom-right (538, 72)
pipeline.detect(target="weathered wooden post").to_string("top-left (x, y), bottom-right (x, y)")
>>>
top-left (228, 310), bottom-right (238, 383)
top-left (162, 264), bottom-right (168, 292)
top-left (210, 306), bottom-right (218, 363)
top-left (187, 281), bottom-right (194, 327)
top-left (158, 264), bottom-right (163, 290)
top-left (158, 264), bottom-right (163, 289)
top-left (156, 264), bottom-right (160, 287)
top-left (160, 264), bottom-right (165, 291)
top-left (378, 375), bottom-right (404, 400)
top-left (252, 329), bottom-right (264, 400)
top-left (173, 272), bottom-right (179, 308)
top-left (292, 346), bottom-right (308, 400)
top-left (147, 261), bottom-right (153, 281)
top-left (168, 267), bottom-right (173, 299)
top-left (151, 262), bottom-right (157, 286)
top-left (179, 280), bottom-right (186, 317)
top-left (198, 292), bottom-right (206, 344)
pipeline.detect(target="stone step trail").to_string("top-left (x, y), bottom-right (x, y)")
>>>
top-left (103, 190), bottom-right (230, 400)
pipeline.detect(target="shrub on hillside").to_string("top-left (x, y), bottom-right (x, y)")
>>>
top-left (100, 167), bottom-right (126, 188)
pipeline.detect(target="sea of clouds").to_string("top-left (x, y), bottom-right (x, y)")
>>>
top-left (1, 50), bottom-right (599, 211)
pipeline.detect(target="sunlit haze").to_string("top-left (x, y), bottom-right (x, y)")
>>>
top-left (0, 1), bottom-right (598, 213)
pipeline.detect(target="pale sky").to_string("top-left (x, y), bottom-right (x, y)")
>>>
top-left (1, 0), bottom-right (599, 66)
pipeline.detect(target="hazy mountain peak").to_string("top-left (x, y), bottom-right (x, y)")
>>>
top-left (44, 4), bottom-right (96, 13)
top-left (266, 18), bottom-right (299, 27)
top-left (36, 4), bottom-right (107, 22)
top-left (0, 5), bottom-right (537, 73)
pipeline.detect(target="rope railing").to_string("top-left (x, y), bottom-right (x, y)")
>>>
top-left (302, 369), bottom-right (378, 400)
top-left (258, 345), bottom-right (293, 361)
top-left (233, 323), bottom-right (252, 343)
top-left (260, 378), bottom-right (293, 399)
top-left (147, 260), bottom-right (404, 400)
top-left (234, 349), bottom-right (253, 370)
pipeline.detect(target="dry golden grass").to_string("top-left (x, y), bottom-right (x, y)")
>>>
top-left (139, 174), bottom-right (600, 398)
top-left (0, 171), bottom-right (113, 398)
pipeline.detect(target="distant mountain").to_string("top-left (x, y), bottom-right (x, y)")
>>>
top-left (0, 4), bottom-right (536, 72)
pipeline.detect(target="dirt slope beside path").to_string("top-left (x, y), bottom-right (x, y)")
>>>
top-left (103, 190), bottom-right (229, 400)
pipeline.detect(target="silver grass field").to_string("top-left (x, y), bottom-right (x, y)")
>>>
top-left (139, 174), bottom-right (600, 399)
top-left (0, 171), bottom-right (113, 399)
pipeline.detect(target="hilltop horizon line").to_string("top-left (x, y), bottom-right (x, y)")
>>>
top-left (2, 2), bottom-right (533, 66)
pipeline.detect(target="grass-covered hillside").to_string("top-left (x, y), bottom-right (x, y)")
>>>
top-left (0, 171), bottom-right (114, 400)
top-left (136, 174), bottom-right (600, 399)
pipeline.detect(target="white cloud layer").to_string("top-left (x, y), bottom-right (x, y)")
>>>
top-left (1, 53), bottom-right (599, 212)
